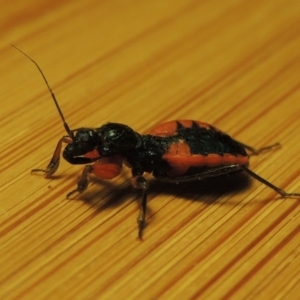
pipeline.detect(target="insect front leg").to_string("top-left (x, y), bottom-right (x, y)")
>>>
top-left (32, 136), bottom-right (72, 177)
top-left (132, 172), bottom-right (149, 239)
top-left (67, 165), bottom-right (93, 199)
top-left (67, 156), bottom-right (122, 199)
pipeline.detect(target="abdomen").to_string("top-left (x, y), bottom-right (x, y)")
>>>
top-left (149, 120), bottom-right (249, 177)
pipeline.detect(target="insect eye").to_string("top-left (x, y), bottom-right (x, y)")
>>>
top-left (74, 130), bottom-right (95, 145)
top-left (81, 133), bottom-right (90, 142)
top-left (100, 136), bottom-right (110, 149)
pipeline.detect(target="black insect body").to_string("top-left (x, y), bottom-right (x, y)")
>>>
top-left (14, 45), bottom-right (300, 239)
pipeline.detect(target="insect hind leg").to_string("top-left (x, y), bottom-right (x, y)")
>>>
top-left (235, 140), bottom-right (281, 155)
top-left (154, 164), bottom-right (243, 183)
top-left (241, 165), bottom-right (300, 198)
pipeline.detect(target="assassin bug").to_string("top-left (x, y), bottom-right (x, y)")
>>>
top-left (14, 45), bottom-right (300, 239)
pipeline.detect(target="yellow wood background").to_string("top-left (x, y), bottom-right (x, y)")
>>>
top-left (1, 0), bottom-right (300, 299)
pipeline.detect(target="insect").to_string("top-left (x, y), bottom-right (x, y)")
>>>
top-left (14, 45), bottom-right (300, 239)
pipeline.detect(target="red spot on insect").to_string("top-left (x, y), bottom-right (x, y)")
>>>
top-left (149, 121), bottom-right (178, 137)
top-left (84, 149), bottom-right (101, 159)
top-left (149, 120), bottom-right (213, 137)
top-left (178, 120), bottom-right (212, 130)
top-left (84, 151), bottom-right (123, 179)
top-left (163, 142), bottom-right (249, 176)
top-left (93, 155), bottom-right (123, 179)
top-left (165, 140), bottom-right (192, 155)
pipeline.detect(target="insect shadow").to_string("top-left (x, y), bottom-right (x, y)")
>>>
top-left (70, 169), bottom-right (254, 214)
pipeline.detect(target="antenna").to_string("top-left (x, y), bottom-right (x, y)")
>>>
top-left (12, 45), bottom-right (74, 139)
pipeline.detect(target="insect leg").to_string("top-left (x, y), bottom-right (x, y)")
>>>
top-left (235, 140), bottom-right (281, 155)
top-left (154, 164), bottom-right (242, 183)
top-left (67, 165), bottom-right (93, 199)
top-left (32, 136), bottom-right (72, 177)
top-left (241, 165), bottom-right (300, 198)
top-left (132, 175), bottom-right (148, 239)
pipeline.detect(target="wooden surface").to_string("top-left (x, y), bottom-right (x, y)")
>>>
top-left (1, 0), bottom-right (300, 299)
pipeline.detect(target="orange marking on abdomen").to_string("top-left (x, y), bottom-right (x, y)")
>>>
top-left (177, 120), bottom-right (212, 129)
top-left (163, 153), bottom-right (249, 176)
top-left (149, 121), bottom-right (178, 137)
top-left (149, 120), bottom-right (213, 137)
top-left (165, 141), bottom-right (192, 156)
